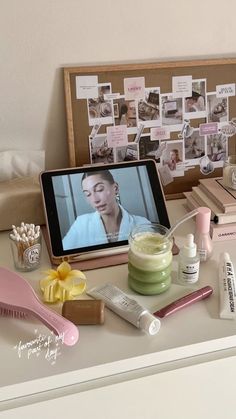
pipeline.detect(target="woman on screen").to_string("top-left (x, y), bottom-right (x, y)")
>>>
top-left (62, 170), bottom-right (150, 250)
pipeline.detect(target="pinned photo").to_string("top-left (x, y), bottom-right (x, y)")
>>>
top-left (139, 135), bottom-right (160, 162)
top-left (87, 83), bottom-right (113, 126)
top-left (206, 133), bottom-right (227, 167)
top-left (113, 96), bottom-right (137, 133)
top-left (184, 79), bottom-right (207, 119)
top-left (137, 88), bottom-right (161, 128)
top-left (185, 129), bottom-right (205, 163)
top-left (161, 140), bottom-right (184, 177)
top-left (207, 93), bottom-right (228, 123)
top-left (89, 134), bottom-right (114, 164)
top-left (161, 94), bottom-right (183, 130)
top-left (113, 103), bottom-right (119, 118)
top-left (178, 119), bottom-right (194, 139)
top-left (115, 143), bottom-right (139, 162)
top-left (199, 155), bottom-right (214, 175)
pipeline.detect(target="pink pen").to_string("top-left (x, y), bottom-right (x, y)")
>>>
top-left (153, 285), bottom-right (213, 318)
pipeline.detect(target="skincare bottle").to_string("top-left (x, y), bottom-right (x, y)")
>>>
top-left (194, 207), bottom-right (213, 262)
top-left (178, 233), bottom-right (200, 285)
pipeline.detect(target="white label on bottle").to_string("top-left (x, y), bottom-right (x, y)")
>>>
top-left (198, 249), bottom-right (207, 262)
top-left (180, 261), bottom-right (200, 283)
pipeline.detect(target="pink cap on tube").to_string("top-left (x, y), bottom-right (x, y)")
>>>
top-left (195, 207), bottom-right (211, 234)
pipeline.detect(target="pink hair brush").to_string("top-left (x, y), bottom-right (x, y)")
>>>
top-left (0, 267), bottom-right (79, 346)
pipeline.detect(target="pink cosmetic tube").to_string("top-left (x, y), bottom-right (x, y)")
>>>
top-left (153, 285), bottom-right (213, 318)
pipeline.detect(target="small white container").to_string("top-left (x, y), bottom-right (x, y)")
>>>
top-left (178, 234), bottom-right (200, 285)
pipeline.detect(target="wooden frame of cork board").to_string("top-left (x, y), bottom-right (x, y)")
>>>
top-left (64, 58), bottom-right (236, 199)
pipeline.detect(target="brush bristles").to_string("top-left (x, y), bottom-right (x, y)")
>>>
top-left (0, 308), bottom-right (26, 318)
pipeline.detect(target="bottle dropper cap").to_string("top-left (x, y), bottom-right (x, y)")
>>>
top-left (196, 207), bottom-right (211, 234)
top-left (183, 233), bottom-right (197, 258)
top-left (139, 312), bottom-right (161, 336)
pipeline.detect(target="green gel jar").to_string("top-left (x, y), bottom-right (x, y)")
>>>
top-left (128, 224), bottom-right (173, 295)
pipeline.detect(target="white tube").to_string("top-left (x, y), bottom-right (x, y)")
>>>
top-left (219, 252), bottom-right (236, 319)
top-left (87, 283), bottom-right (161, 336)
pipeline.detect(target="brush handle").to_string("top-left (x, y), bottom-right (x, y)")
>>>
top-left (0, 267), bottom-right (78, 345)
top-left (27, 299), bottom-right (79, 346)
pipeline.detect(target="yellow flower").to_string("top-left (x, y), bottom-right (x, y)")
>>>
top-left (40, 261), bottom-right (86, 303)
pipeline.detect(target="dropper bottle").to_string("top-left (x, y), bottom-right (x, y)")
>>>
top-left (164, 207), bottom-right (213, 263)
top-left (194, 207), bottom-right (213, 262)
top-left (178, 233), bottom-right (200, 285)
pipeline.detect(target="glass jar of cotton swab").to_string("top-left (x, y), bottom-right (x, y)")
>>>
top-left (9, 222), bottom-right (41, 271)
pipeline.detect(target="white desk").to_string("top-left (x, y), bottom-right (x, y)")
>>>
top-left (1, 200), bottom-right (236, 418)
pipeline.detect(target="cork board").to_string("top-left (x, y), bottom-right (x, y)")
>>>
top-left (64, 58), bottom-right (236, 198)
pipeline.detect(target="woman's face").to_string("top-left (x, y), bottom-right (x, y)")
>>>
top-left (82, 175), bottom-right (118, 215)
top-left (170, 151), bottom-right (177, 160)
top-left (186, 98), bottom-right (194, 106)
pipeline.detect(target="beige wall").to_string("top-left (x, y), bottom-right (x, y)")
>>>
top-left (0, 0), bottom-right (235, 169)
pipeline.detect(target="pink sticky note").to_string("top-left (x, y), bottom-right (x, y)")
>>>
top-left (199, 122), bottom-right (218, 136)
top-left (107, 125), bottom-right (128, 147)
top-left (151, 127), bottom-right (170, 141)
top-left (124, 77), bottom-right (145, 100)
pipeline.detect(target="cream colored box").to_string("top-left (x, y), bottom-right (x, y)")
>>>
top-left (0, 176), bottom-right (45, 231)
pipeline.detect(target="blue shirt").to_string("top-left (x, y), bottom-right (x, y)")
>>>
top-left (62, 205), bottom-right (150, 250)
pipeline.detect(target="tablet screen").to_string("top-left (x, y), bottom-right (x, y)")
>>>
top-left (40, 160), bottom-right (170, 259)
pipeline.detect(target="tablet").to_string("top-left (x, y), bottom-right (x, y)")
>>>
top-left (40, 159), bottom-right (170, 262)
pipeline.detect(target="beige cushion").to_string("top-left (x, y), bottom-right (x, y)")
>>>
top-left (0, 176), bottom-right (45, 231)
top-left (0, 150), bottom-right (45, 182)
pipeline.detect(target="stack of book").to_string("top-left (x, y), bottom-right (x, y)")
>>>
top-left (184, 177), bottom-right (236, 241)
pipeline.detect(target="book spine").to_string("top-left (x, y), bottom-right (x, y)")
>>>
top-left (210, 222), bottom-right (236, 241)
top-left (191, 189), bottom-right (207, 207)
top-left (198, 183), bottom-right (225, 213)
top-left (213, 212), bottom-right (236, 224)
top-left (184, 193), bottom-right (199, 212)
top-left (199, 179), bottom-right (236, 213)
top-left (219, 204), bottom-right (236, 214)
top-left (184, 199), bottom-right (196, 212)
top-left (191, 190), bottom-right (215, 219)
top-left (193, 185), bottom-right (223, 212)
top-left (185, 191), bottom-right (236, 224)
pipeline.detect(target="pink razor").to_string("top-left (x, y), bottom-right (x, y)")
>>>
top-left (0, 267), bottom-right (79, 346)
